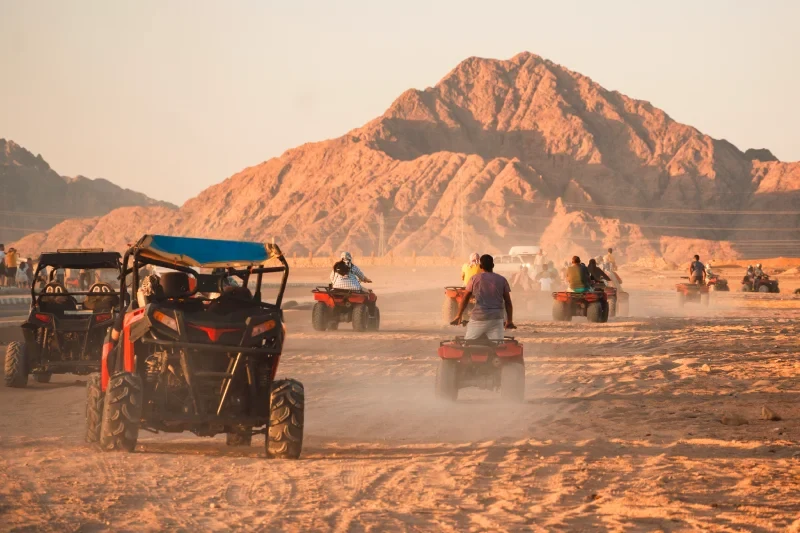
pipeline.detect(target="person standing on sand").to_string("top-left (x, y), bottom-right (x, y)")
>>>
top-left (689, 255), bottom-right (706, 285)
top-left (0, 244), bottom-right (6, 287)
top-left (452, 254), bottom-right (515, 339)
top-left (603, 248), bottom-right (616, 272)
top-left (5, 247), bottom-right (19, 288)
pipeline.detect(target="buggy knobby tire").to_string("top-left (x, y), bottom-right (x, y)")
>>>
top-left (758, 285), bottom-right (770, 293)
top-left (85, 373), bottom-right (104, 444)
top-left (267, 378), bottom-right (304, 459)
top-left (352, 304), bottom-right (368, 332)
top-left (435, 358), bottom-right (459, 401)
top-left (586, 301), bottom-right (604, 323)
top-left (99, 372), bottom-right (142, 452)
top-left (552, 300), bottom-right (571, 322)
top-left (500, 362), bottom-right (525, 403)
top-left (311, 302), bottom-right (329, 331)
top-left (442, 296), bottom-right (458, 325)
top-left (226, 426), bottom-right (253, 447)
top-left (4, 341), bottom-right (28, 388)
top-left (34, 372), bottom-right (52, 384)
top-left (367, 306), bottom-right (380, 331)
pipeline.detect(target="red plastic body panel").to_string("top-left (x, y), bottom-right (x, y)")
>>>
top-left (314, 290), bottom-right (377, 308)
top-left (438, 341), bottom-right (523, 362)
top-left (101, 341), bottom-right (113, 390)
top-left (552, 291), bottom-right (603, 303)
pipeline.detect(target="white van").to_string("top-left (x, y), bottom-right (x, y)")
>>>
top-left (508, 246), bottom-right (540, 256)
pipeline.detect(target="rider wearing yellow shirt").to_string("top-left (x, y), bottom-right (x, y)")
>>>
top-left (461, 252), bottom-right (481, 286)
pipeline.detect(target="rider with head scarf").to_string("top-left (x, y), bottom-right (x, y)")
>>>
top-left (330, 251), bottom-right (372, 291)
top-left (461, 252), bottom-right (481, 286)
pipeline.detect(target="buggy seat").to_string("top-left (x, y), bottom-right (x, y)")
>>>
top-left (39, 282), bottom-right (78, 313)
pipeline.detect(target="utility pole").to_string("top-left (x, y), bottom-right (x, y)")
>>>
top-left (378, 213), bottom-right (386, 257)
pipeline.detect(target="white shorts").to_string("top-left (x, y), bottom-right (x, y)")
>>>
top-left (465, 319), bottom-right (505, 340)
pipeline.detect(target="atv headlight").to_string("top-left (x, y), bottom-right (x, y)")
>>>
top-left (153, 311), bottom-right (178, 330)
top-left (251, 320), bottom-right (276, 337)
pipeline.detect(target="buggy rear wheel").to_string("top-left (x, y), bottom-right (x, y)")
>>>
top-left (435, 358), bottom-right (459, 401)
top-left (552, 300), bottom-right (571, 322)
top-left (85, 373), bottom-right (104, 444)
top-left (352, 304), bottom-right (368, 332)
top-left (586, 301), bottom-right (604, 323)
top-left (311, 302), bottom-right (329, 331)
top-left (500, 363), bottom-right (525, 403)
top-left (442, 295), bottom-right (458, 325)
top-left (34, 372), bottom-right (51, 384)
top-left (99, 372), bottom-right (142, 452)
top-left (226, 426), bottom-right (253, 447)
top-left (4, 341), bottom-right (28, 388)
top-left (267, 379), bottom-right (304, 459)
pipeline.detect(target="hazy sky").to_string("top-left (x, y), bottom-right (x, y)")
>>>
top-left (1, 1), bottom-right (798, 205)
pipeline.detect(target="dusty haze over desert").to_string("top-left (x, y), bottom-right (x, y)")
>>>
top-left (1, 1), bottom-right (800, 532)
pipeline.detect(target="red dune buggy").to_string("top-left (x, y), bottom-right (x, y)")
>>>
top-left (676, 282), bottom-right (710, 307)
top-left (435, 336), bottom-right (524, 402)
top-left (311, 287), bottom-right (380, 332)
top-left (442, 286), bottom-right (474, 325)
top-left (87, 235), bottom-right (303, 459)
top-left (551, 290), bottom-right (609, 322)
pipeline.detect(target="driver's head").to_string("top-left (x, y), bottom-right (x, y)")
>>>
top-left (340, 251), bottom-right (353, 264)
top-left (571, 256), bottom-right (580, 265)
top-left (756, 263), bottom-right (762, 268)
top-left (479, 254), bottom-right (494, 272)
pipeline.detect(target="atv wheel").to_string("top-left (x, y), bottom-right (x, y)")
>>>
top-left (442, 296), bottom-right (458, 325)
top-left (552, 300), bottom-right (572, 322)
top-left (586, 302), bottom-right (604, 323)
top-left (435, 359), bottom-right (459, 401)
top-left (267, 379), bottom-right (304, 459)
top-left (226, 426), bottom-right (253, 447)
top-left (367, 306), bottom-right (381, 331)
top-left (700, 293), bottom-right (710, 307)
top-left (34, 372), bottom-right (52, 384)
top-left (99, 372), bottom-right (142, 452)
top-left (500, 363), bottom-right (525, 403)
top-left (608, 298), bottom-right (617, 318)
top-left (352, 304), bottom-right (368, 332)
top-left (601, 301), bottom-right (610, 323)
top-left (311, 302), bottom-right (329, 331)
top-left (758, 285), bottom-right (770, 293)
top-left (85, 373), bottom-right (104, 444)
top-left (741, 284), bottom-right (750, 292)
top-left (4, 341), bottom-right (28, 388)
top-left (677, 292), bottom-right (686, 308)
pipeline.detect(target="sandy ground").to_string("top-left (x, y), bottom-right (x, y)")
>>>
top-left (1, 269), bottom-right (799, 532)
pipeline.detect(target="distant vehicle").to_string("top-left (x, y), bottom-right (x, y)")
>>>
top-left (436, 335), bottom-right (524, 402)
top-left (741, 274), bottom-right (779, 293)
top-left (508, 246), bottom-right (540, 256)
top-left (676, 282), bottom-right (710, 307)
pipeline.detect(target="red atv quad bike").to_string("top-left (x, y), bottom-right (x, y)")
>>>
top-left (741, 275), bottom-right (779, 293)
top-left (311, 287), bottom-right (380, 332)
top-left (676, 282), bottom-right (710, 307)
top-left (436, 335), bottom-right (524, 402)
top-left (87, 235), bottom-right (304, 459)
top-left (551, 289), bottom-right (609, 322)
top-left (706, 274), bottom-right (729, 291)
top-left (442, 286), bottom-right (474, 325)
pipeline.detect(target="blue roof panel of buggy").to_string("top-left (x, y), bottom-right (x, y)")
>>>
top-left (136, 235), bottom-right (277, 268)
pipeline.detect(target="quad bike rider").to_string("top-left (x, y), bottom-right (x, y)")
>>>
top-left (86, 235), bottom-right (303, 459)
top-left (741, 263), bottom-right (780, 293)
top-left (4, 249), bottom-right (124, 388)
top-left (552, 256), bottom-right (610, 322)
top-left (312, 251), bottom-right (379, 331)
top-left (705, 262), bottom-right (729, 291)
top-left (439, 254), bottom-right (523, 402)
top-left (676, 254), bottom-right (710, 307)
top-left (443, 253), bottom-right (480, 325)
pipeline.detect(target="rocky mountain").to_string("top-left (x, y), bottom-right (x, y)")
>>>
top-left (12, 53), bottom-right (800, 263)
top-left (0, 139), bottom-right (175, 244)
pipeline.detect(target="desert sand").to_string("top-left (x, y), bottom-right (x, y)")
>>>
top-left (0, 267), bottom-right (799, 532)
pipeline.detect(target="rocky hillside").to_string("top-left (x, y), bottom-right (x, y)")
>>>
top-left (0, 139), bottom-right (175, 244)
top-left (12, 53), bottom-right (800, 263)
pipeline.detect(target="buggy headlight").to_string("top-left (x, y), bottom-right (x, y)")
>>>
top-left (251, 320), bottom-right (276, 337)
top-left (153, 311), bottom-right (178, 330)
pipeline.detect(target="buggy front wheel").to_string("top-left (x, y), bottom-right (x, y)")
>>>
top-left (267, 379), bottom-right (304, 459)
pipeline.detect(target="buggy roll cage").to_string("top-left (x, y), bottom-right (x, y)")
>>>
top-left (31, 251), bottom-right (125, 301)
top-left (121, 243), bottom-right (290, 309)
